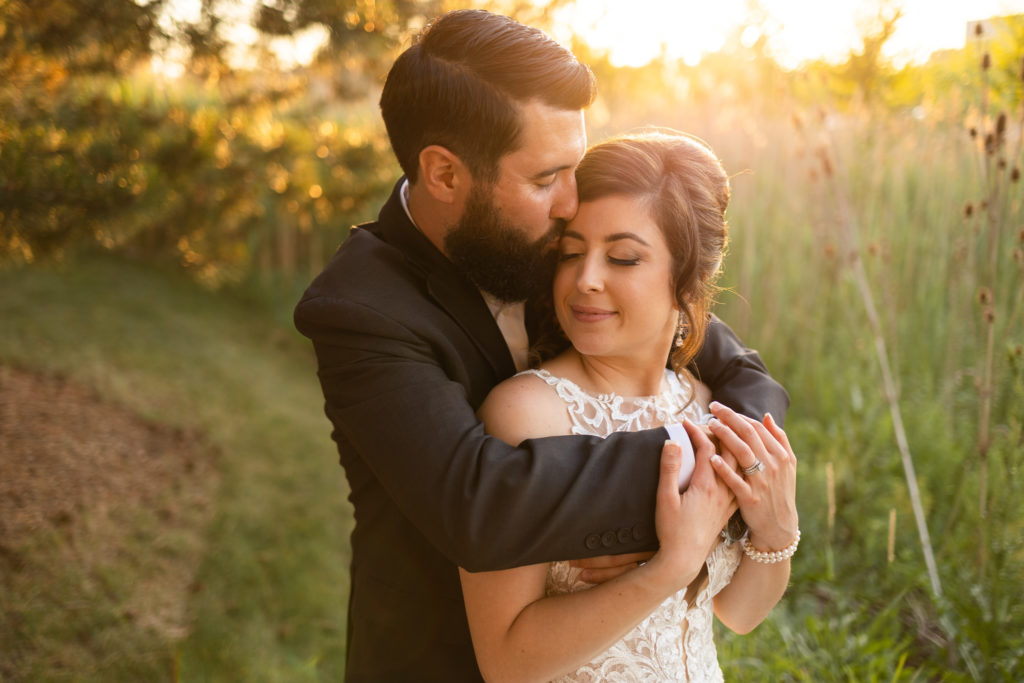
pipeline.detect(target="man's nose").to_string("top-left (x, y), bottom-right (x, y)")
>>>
top-left (550, 174), bottom-right (579, 221)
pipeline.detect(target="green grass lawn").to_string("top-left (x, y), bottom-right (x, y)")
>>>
top-left (0, 254), bottom-right (352, 681)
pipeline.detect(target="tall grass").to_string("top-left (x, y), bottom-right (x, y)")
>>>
top-left (627, 80), bottom-right (1024, 679)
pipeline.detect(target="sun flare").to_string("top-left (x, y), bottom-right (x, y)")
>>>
top-left (553, 0), bottom-right (1024, 69)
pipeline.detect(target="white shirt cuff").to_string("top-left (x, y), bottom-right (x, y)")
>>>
top-left (664, 423), bottom-right (696, 490)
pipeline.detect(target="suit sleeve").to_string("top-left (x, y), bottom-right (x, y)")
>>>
top-left (690, 314), bottom-right (790, 425)
top-left (296, 295), bottom-right (668, 572)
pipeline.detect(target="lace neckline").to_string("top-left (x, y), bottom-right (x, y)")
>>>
top-left (520, 367), bottom-right (703, 435)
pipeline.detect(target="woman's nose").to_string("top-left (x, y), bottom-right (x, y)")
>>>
top-left (576, 258), bottom-right (603, 293)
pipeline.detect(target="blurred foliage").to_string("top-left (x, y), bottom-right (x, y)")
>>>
top-left (0, 0), bottom-right (581, 284)
top-left (0, 0), bottom-right (165, 76)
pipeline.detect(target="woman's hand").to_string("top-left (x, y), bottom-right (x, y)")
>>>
top-left (706, 403), bottom-right (798, 551)
top-left (648, 421), bottom-right (738, 591)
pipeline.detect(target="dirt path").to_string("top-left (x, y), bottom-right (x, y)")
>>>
top-left (0, 365), bottom-right (218, 678)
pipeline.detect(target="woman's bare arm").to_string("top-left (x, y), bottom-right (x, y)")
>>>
top-left (706, 403), bottom-right (799, 634)
top-left (461, 399), bottom-right (736, 682)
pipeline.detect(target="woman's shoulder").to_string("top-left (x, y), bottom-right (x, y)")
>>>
top-left (478, 367), bottom-right (573, 444)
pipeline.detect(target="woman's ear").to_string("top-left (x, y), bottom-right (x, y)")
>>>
top-left (418, 145), bottom-right (470, 204)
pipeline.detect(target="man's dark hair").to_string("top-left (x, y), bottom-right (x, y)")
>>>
top-left (379, 9), bottom-right (596, 184)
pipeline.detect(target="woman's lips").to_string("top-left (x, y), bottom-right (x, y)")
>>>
top-left (571, 305), bottom-right (616, 323)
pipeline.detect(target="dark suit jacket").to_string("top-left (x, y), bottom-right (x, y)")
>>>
top-left (294, 180), bottom-right (789, 681)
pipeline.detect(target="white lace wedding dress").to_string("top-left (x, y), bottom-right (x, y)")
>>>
top-left (519, 368), bottom-right (743, 682)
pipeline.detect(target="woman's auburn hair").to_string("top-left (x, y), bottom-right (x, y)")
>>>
top-left (530, 131), bottom-right (730, 374)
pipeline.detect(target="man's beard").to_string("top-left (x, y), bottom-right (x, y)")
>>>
top-left (444, 184), bottom-right (561, 303)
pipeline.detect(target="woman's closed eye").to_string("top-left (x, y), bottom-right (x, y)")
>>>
top-left (608, 255), bottom-right (641, 266)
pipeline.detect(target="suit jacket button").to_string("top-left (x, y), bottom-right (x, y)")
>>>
top-left (631, 524), bottom-right (648, 541)
top-left (617, 527), bottom-right (631, 544)
top-left (585, 533), bottom-right (601, 550)
top-left (601, 530), bottom-right (617, 547)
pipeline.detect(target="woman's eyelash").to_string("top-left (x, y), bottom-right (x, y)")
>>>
top-left (609, 256), bottom-right (641, 266)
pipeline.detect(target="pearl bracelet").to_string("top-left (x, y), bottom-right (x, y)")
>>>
top-left (742, 529), bottom-right (801, 564)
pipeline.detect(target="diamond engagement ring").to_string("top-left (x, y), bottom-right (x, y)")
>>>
top-left (742, 459), bottom-right (765, 476)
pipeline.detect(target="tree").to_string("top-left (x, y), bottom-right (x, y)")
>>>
top-left (841, 0), bottom-right (903, 104)
top-left (0, 0), bottom-right (165, 77)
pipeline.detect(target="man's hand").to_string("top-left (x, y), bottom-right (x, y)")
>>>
top-left (569, 551), bottom-right (657, 584)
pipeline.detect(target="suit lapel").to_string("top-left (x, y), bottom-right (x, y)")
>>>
top-left (370, 181), bottom-right (517, 380)
top-left (426, 271), bottom-right (516, 380)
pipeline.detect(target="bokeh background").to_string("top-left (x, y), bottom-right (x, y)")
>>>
top-left (1, 0), bottom-right (1022, 680)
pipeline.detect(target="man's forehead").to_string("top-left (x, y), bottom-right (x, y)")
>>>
top-left (503, 102), bottom-right (586, 168)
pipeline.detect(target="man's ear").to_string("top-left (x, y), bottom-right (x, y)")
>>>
top-left (418, 145), bottom-right (470, 204)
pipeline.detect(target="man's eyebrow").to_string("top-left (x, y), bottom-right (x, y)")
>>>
top-left (531, 164), bottom-right (573, 179)
top-left (561, 230), bottom-right (652, 247)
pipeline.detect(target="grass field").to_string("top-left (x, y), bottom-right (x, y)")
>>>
top-left (1, 255), bottom-right (352, 681)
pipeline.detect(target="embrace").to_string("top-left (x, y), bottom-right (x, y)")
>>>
top-left (295, 9), bottom-right (799, 682)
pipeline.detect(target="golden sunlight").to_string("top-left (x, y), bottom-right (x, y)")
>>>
top-left (553, 0), bottom-right (1024, 68)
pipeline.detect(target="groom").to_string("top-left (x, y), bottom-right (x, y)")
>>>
top-left (295, 9), bottom-right (788, 681)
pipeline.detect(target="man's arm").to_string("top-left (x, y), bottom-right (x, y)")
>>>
top-left (296, 294), bottom-right (668, 573)
top-left (691, 314), bottom-right (789, 425)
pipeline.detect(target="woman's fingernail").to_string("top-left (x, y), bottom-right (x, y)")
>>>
top-left (710, 401), bottom-right (723, 411)
top-left (765, 412), bottom-right (775, 425)
top-left (711, 454), bottom-right (723, 465)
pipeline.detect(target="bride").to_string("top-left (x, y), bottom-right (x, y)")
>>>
top-left (459, 131), bottom-right (800, 682)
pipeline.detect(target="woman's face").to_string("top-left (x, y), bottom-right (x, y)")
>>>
top-left (554, 194), bottom-right (678, 366)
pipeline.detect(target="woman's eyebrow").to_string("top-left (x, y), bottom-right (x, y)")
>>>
top-left (560, 230), bottom-right (651, 247)
top-left (606, 232), bottom-right (651, 247)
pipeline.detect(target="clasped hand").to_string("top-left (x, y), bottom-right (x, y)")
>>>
top-left (705, 402), bottom-right (799, 551)
top-left (573, 407), bottom-right (798, 585)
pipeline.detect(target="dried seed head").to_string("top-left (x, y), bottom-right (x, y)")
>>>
top-left (867, 242), bottom-right (879, 257)
top-left (975, 22), bottom-right (984, 37)
top-left (985, 132), bottom-right (996, 155)
top-left (1013, 247), bottom-right (1023, 264)
top-left (964, 202), bottom-right (974, 218)
top-left (978, 287), bottom-right (993, 305)
top-left (997, 112), bottom-right (1008, 136)
top-left (824, 243), bottom-right (836, 260)
top-left (1011, 344), bottom-right (1023, 360)
top-left (817, 147), bottom-right (833, 177)
top-left (984, 306), bottom-right (995, 324)
top-left (982, 52), bottom-right (991, 71)
top-left (1012, 166), bottom-right (1021, 183)
top-left (999, 158), bottom-right (1007, 170)
top-left (1018, 227), bottom-right (1024, 242)
top-left (969, 126), bottom-right (978, 139)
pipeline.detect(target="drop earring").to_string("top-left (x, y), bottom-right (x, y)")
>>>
top-left (673, 311), bottom-right (686, 348)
